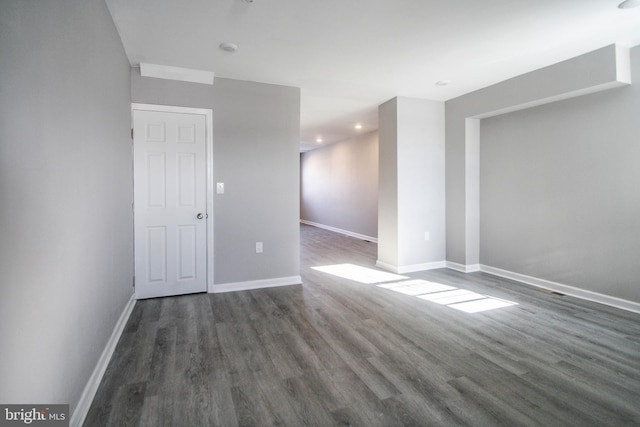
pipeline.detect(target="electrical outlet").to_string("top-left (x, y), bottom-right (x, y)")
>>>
top-left (256, 242), bottom-right (263, 253)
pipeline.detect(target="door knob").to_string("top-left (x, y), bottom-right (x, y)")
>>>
top-left (197, 213), bottom-right (204, 219)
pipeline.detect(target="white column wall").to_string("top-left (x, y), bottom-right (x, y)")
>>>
top-left (378, 97), bottom-right (446, 273)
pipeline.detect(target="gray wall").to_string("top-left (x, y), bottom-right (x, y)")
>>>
top-left (378, 99), bottom-right (399, 264)
top-left (480, 46), bottom-right (640, 303)
top-left (300, 131), bottom-right (378, 238)
top-left (131, 71), bottom-right (301, 285)
top-left (446, 45), bottom-right (627, 267)
top-left (0, 0), bottom-right (133, 413)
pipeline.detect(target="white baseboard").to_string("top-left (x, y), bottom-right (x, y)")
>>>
top-left (446, 261), bottom-right (480, 273)
top-left (376, 260), bottom-right (446, 274)
top-left (210, 276), bottom-right (302, 293)
top-left (300, 220), bottom-right (378, 243)
top-left (479, 265), bottom-right (640, 314)
top-left (70, 294), bottom-right (136, 427)
top-left (375, 260), bottom-right (399, 273)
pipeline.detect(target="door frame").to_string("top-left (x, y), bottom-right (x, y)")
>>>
top-left (131, 103), bottom-right (215, 293)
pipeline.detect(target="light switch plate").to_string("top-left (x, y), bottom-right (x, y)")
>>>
top-left (216, 182), bottom-right (224, 194)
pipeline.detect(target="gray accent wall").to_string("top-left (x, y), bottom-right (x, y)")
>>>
top-left (446, 45), bottom-right (630, 267)
top-left (0, 0), bottom-right (132, 413)
top-left (445, 44), bottom-right (638, 303)
top-left (480, 46), bottom-right (640, 303)
top-left (131, 71), bottom-right (301, 285)
top-left (300, 131), bottom-right (378, 238)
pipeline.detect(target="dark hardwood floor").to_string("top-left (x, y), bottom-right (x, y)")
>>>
top-left (85, 224), bottom-right (640, 426)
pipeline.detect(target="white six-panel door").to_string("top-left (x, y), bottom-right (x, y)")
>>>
top-left (133, 108), bottom-right (208, 299)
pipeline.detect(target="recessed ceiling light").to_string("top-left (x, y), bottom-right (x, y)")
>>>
top-left (618, 0), bottom-right (640, 8)
top-left (355, 123), bottom-right (362, 130)
top-left (219, 42), bottom-right (238, 53)
top-left (436, 80), bottom-right (450, 86)
top-left (316, 137), bottom-right (323, 143)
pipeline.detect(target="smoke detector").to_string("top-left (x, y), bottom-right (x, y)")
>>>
top-left (219, 42), bottom-right (238, 53)
top-left (618, 0), bottom-right (640, 8)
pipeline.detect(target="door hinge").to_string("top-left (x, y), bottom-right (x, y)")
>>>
top-left (133, 276), bottom-right (135, 288)
top-left (131, 128), bottom-right (134, 139)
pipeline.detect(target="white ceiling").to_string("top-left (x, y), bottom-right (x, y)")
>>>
top-left (105, 0), bottom-right (640, 151)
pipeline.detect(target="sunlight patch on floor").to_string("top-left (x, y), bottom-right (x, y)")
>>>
top-left (378, 280), bottom-right (456, 295)
top-left (311, 263), bottom-right (408, 284)
top-left (448, 297), bottom-right (517, 313)
top-left (312, 263), bottom-right (518, 313)
top-left (387, 280), bottom-right (518, 313)
top-left (417, 289), bottom-right (485, 305)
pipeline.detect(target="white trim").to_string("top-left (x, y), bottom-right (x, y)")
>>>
top-left (210, 276), bottom-right (302, 294)
top-left (615, 45), bottom-right (631, 84)
top-left (132, 103), bottom-right (212, 116)
top-left (479, 265), bottom-right (640, 314)
top-left (205, 110), bottom-right (215, 293)
top-left (300, 220), bottom-right (377, 243)
top-left (375, 260), bottom-right (398, 273)
top-left (131, 103), bottom-right (215, 294)
top-left (472, 80), bottom-right (629, 120)
top-left (139, 63), bottom-right (215, 85)
top-left (70, 295), bottom-right (136, 427)
top-left (377, 260), bottom-right (446, 274)
top-left (446, 261), bottom-right (481, 273)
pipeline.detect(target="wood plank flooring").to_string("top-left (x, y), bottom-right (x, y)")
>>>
top-left (85, 224), bottom-right (640, 426)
